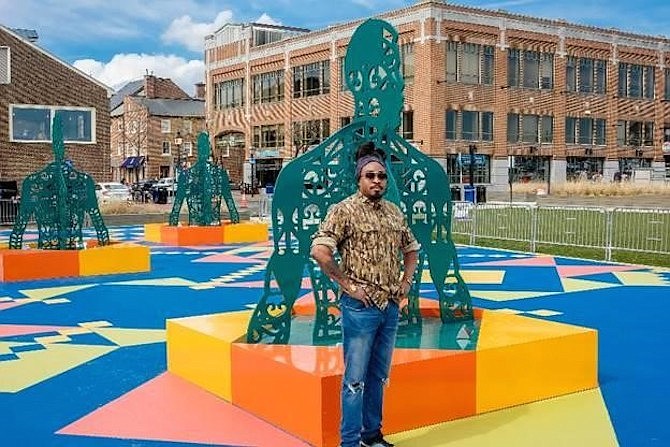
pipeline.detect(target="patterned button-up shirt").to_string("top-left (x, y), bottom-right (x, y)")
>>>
top-left (311, 191), bottom-right (421, 309)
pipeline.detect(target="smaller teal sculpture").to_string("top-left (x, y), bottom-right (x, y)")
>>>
top-left (9, 112), bottom-right (109, 250)
top-left (169, 132), bottom-right (240, 226)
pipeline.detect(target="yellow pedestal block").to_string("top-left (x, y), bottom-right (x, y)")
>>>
top-left (78, 243), bottom-right (151, 276)
top-left (167, 310), bottom-right (251, 401)
top-left (144, 223), bottom-right (165, 243)
top-left (222, 222), bottom-right (269, 244)
top-left (476, 310), bottom-right (598, 413)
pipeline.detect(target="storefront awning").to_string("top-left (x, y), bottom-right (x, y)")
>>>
top-left (120, 156), bottom-right (145, 169)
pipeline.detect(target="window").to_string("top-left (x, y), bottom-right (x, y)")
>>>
top-left (162, 141), bottom-right (171, 155)
top-left (184, 141), bottom-right (193, 157)
top-left (293, 60), bottom-right (330, 98)
top-left (117, 143), bottom-right (123, 156)
top-left (507, 49), bottom-right (553, 89)
top-left (565, 117), bottom-right (606, 145)
top-left (340, 57), bottom-right (349, 92)
top-left (292, 119), bottom-right (330, 152)
top-left (445, 154), bottom-right (491, 184)
top-left (616, 120), bottom-right (654, 146)
top-left (10, 105), bottom-right (95, 143)
top-left (444, 42), bottom-right (494, 85)
top-left (566, 57), bottom-right (607, 94)
top-left (252, 70), bottom-right (284, 104)
top-left (214, 78), bottom-right (244, 109)
top-left (0, 46), bottom-right (9, 84)
top-left (401, 111), bottom-right (413, 140)
top-left (401, 43), bottom-right (414, 84)
top-left (117, 121), bottom-right (123, 131)
top-left (340, 116), bottom-right (352, 128)
top-left (446, 109), bottom-right (494, 141)
top-left (253, 29), bottom-right (283, 46)
top-left (618, 63), bottom-right (654, 99)
top-left (252, 124), bottom-right (285, 149)
top-left (507, 113), bottom-right (553, 143)
top-left (665, 68), bottom-right (670, 100)
top-left (161, 119), bottom-right (171, 133)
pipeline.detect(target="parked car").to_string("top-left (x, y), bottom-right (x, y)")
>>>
top-left (152, 177), bottom-right (176, 192)
top-left (95, 182), bottom-right (131, 202)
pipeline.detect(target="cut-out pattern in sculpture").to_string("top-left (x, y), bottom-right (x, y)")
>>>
top-left (9, 112), bottom-right (109, 250)
top-left (169, 132), bottom-right (240, 226)
top-left (247, 19), bottom-right (472, 344)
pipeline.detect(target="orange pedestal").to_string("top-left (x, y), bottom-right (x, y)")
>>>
top-left (160, 224), bottom-right (224, 246)
top-left (0, 242), bottom-right (150, 282)
top-left (167, 304), bottom-right (597, 447)
top-left (0, 248), bottom-right (79, 281)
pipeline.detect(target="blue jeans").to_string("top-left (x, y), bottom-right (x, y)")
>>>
top-left (340, 293), bottom-right (399, 447)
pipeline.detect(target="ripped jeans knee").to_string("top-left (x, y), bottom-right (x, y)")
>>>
top-left (344, 380), bottom-right (365, 394)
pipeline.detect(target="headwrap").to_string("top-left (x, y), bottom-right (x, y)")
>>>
top-left (355, 154), bottom-right (385, 179)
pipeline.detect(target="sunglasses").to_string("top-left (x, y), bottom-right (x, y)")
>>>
top-left (363, 172), bottom-right (388, 181)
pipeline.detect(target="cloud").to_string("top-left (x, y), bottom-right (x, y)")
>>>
top-left (254, 13), bottom-right (282, 26)
top-left (73, 54), bottom-right (205, 95)
top-left (161, 10), bottom-right (234, 52)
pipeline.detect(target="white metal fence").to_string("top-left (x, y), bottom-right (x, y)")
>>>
top-left (451, 201), bottom-right (670, 260)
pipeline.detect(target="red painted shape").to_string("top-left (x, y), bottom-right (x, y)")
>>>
top-left (57, 372), bottom-right (309, 446)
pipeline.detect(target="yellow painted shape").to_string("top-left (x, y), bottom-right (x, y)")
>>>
top-left (469, 290), bottom-right (558, 302)
top-left (35, 334), bottom-right (71, 344)
top-left (422, 270), bottom-right (505, 284)
top-left (79, 320), bottom-right (113, 328)
top-left (18, 284), bottom-right (96, 300)
top-left (222, 222), bottom-right (269, 244)
top-left (91, 327), bottom-right (165, 347)
top-left (0, 343), bottom-right (117, 393)
top-left (476, 311), bottom-right (598, 413)
top-left (79, 243), bottom-right (150, 276)
top-left (105, 277), bottom-right (199, 287)
top-left (167, 310), bottom-right (251, 401)
top-left (388, 388), bottom-right (617, 447)
top-left (614, 271), bottom-right (670, 286)
top-left (560, 277), bottom-right (620, 292)
top-left (0, 341), bottom-right (31, 355)
top-left (144, 223), bottom-right (166, 243)
top-left (60, 327), bottom-right (91, 336)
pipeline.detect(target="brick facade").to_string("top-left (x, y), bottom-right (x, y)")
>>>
top-left (0, 26), bottom-right (111, 189)
top-left (205, 0), bottom-right (670, 187)
top-left (109, 76), bottom-right (206, 183)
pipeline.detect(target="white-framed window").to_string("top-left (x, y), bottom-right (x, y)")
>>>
top-left (0, 46), bottom-right (9, 84)
top-left (161, 119), bottom-right (171, 133)
top-left (184, 141), bottom-right (193, 157)
top-left (9, 104), bottom-right (96, 143)
top-left (162, 141), bottom-right (171, 155)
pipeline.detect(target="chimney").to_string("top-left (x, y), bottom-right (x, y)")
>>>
top-left (195, 82), bottom-right (206, 100)
top-left (144, 74), bottom-right (157, 98)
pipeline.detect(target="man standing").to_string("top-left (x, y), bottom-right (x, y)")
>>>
top-left (311, 142), bottom-right (420, 447)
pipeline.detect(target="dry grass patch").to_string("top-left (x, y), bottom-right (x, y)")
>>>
top-left (98, 201), bottom-right (172, 215)
top-left (512, 181), bottom-right (670, 197)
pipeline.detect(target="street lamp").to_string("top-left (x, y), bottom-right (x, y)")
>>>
top-left (174, 131), bottom-right (183, 197)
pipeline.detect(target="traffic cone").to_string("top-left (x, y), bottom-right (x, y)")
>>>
top-left (240, 191), bottom-right (248, 208)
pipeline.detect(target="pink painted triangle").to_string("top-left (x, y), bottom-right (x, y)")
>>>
top-left (194, 252), bottom-right (265, 263)
top-left (556, 264), bottom-right (643, 278)
top-left (0, 323), bottom-right (77, 337)
top-left (0, 302), bottom-right (23, 312)
top-left (57, 372), bottom-right (309, 446)
top-left (468, 256), bottom-right (557, 267)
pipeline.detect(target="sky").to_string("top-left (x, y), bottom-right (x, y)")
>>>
top-left (2, 0), bottom-right (670, 96)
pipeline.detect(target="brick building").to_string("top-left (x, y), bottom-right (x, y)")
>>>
top-left (0, 25), bottom-right (112, 189)
top-left (109, 75), bottom-right (206, 184)
top-left (204, 0), bottom-right (670, 193)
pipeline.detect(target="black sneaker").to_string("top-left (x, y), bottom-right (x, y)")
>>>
top-left (360, 434), bottom-right (394, 447)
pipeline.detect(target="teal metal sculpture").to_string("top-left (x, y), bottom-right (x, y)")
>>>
top-left (247, 18), bottom-right (472, 344)
top-left (9, 113), bottom-right (109, 250)
top-left (169, 132), bottom-right (240, 226)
